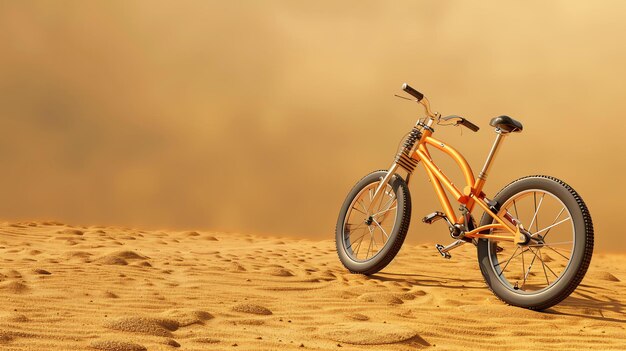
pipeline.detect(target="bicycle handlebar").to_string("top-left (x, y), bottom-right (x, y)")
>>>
top-left (460, 118), bottom-right (480, 132)
top-left (402, 83), bottom-right (424, 101)
top-left (402, 83), bottom-right (479, 132)
top-left (441, 115), bottom-right (480, 132)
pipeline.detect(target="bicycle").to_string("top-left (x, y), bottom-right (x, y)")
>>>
top-left (335, 83), bottom-right (594, 310)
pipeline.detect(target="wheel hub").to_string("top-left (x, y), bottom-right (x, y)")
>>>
top-left (531, 234), bottom-right (545, 245)
top-left (517, 228), bottom-right (533, 246)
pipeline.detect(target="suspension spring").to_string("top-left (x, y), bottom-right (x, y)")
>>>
top-left (395, 127), bottom-right (421, 173)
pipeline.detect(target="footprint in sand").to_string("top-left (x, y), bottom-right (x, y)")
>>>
top-left (0, 281), bottom-right (29, 294)
top-left (63, 251), bottom-right (93, 263)
top-left (265, 267), bottom-right (294, 277)
top-left (32, 269), bottom-right (51, 275)
top-left (192, 337), bottom-right (220, 344)
top-left (320, 323), bottom-right (428, 346)
top-left (345, 313), bottom-right (369, 321)
top-left (1, 312), bottom-right (29, 323)
top-left (103, 291), bottom-right (119, 299)
top-left (104, 316), bottom-right (179, 337)
top-left (356, 292), bottom-right (404, 305)
top-left (160, 309), bottom-right (213, 326)
top-left (459, 305), bottom-right (555, 320)
top-left (134, 261), bottom-right (152, 268)
top-left (8, 223), bottom-right (26, 228)
top-left (162, 339), bottom-right (181, 347)
top-left (227, 262), bottom-right (246, 272)
top-left (232, 303), bottom-right (273, 315)
top-left (0, 330), bottom-right (33, 344)
top-left (90, 340), bottom-right (147, 351)
top-left (57, 228), bottom-right (84, 236)
top-left (232, 319), bottom-right (265, 326)
top-left (2, 269), bottom-right (23, 279)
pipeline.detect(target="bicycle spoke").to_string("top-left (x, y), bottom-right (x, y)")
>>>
top-left (377, 194), bottom-right (397, 224)
top-left (545, 245), bottom-right (571, 260)
top-left (541, 207), bottom-right (566, 241)
top-left (547, 245), bottom-right (572, 253)
top-left (351, 206), bottom-right (367, 215)
top-left (372, 219), bottom-right (390, 241)
top-left (354, 234), bottom-right (366, 257)
top-left (521, 247), bottom-right (526, 285)
top-left (346, 228), bottom-right (368, 250)
top-left (372, 205), bottom-right (397, 218)
top-left (365, 227), bottom-right (374, 259)
top-left (529, 247), bottom-right (560, 279)
top-left (528, 192), bottom-right (545, 232)
top-left (513, 200), bottom-right (520, 222)
top-left (538, 248), bottom-right (550, 285)
top-left (497, 246), bottom-right (521, 275)
top-left (371, 226), bottom-right (378, 251)
top-left (357, 199), bottom-right (369, 215)
top-left (495, 246), bottom-right (519, 267)
top-left (526, 241), bottom-right (573, 247)
top-left (522, 248), bottom-right (539, 288)
top-left (345, 221), bottom-right (365, 230)
top-left (532, 217), bottom-right (571, 236)
top-left (379, 191), bottom-right (396, 213)
top-left (374, 192), bottom-right (396, 214)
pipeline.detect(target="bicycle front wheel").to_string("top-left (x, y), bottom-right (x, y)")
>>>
top-left (335, 170), bottom-right (411, 275)
top-left (477, 175), bottom-right (594, 310)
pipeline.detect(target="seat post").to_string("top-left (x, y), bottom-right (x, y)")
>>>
top-left (478, 129), bottom-right (507, 182)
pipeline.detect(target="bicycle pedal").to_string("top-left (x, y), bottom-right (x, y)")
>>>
top-left (423, 211), bottom-right (445, 224)
top-left (435, 244), bottom-right (452, 259)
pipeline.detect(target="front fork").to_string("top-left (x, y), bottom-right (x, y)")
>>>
top-left (367, 124), bottom-right (424, 214)
top-left (368, 164), bottom-right (401, 214)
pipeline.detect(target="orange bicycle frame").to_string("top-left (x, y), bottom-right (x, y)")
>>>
top-left (412, 127), bottom-right (521, 243)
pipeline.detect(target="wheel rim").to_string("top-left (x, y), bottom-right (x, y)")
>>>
top-left (342, 180), bottom-right (398, 262)
top-left (487, 189), bottom-right (575, 294)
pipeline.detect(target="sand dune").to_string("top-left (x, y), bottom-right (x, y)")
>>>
top-left (0, 222), bottom-right (624, 350)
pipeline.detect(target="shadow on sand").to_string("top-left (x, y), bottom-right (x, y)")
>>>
top-left (369, 271), bottom-right (485, 290)
top-left (372, 272), bottom-right (626, 323)
top-left (545, 283), bottom-right (626, 323)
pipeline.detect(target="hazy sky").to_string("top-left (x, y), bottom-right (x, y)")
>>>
top-left (0, 1), bottom-right (624, 252)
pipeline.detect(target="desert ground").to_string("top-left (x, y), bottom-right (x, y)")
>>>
top-left (0, 222), bottom-right (623, 351)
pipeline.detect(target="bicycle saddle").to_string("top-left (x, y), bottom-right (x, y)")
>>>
top-left (489, 115), bottom-right (523, 133)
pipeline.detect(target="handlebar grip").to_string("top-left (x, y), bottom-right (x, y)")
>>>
top-left (460, 118), bottom-right (480, 132)
top-left (402, 83), bottom-right (424, 101)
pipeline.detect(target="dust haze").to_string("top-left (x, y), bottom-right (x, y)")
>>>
top-left (0, 1), bottom-right (624, 252)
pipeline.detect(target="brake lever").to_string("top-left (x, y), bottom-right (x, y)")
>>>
top-left (441, 115), bottom-right (461, 122)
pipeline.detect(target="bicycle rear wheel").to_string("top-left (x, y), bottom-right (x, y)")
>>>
top-left (477, 175), bottom-right (593, 310)
top-left (335, 170), bottom-right (411, 275)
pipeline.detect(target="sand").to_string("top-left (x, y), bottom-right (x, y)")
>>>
top-left (0, 222), bottom-right (624, 350)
